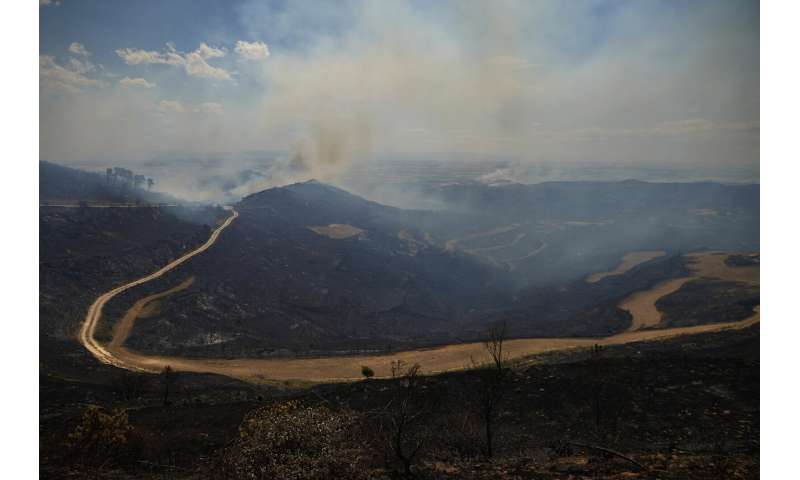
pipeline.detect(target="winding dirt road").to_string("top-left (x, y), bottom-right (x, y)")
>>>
top-left (617, 251), bottom-right (760, 331)
top-left (78, 208), bottom-right (239, 370)
top-left (79, 213), bottom-right (760, 383)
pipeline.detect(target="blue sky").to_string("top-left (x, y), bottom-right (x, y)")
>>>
top-left (40, 0), bottom-right (759, 185)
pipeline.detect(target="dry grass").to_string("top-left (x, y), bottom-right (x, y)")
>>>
top-left (618, 251), bottom-right (759, 331)
top-left (619, 277), bottom-right (693, 330)
top-left (586, 250), bottom-right (667, 283)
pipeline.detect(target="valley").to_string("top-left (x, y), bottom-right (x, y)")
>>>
top-left (87, 243), bottom-right (761, 381)
top-left (38, 161), bottom-right (762, 479)
top-left (34, 2), bottom-right (764, 476)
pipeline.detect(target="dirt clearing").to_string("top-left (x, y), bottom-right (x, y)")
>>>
top-left (308, 224), bottom-right (364, 239)
top-left (586, 250), bottom-right (667, 283)
top-left (618, 251), bottom-right (759, 331)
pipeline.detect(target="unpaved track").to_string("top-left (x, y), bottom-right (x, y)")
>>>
top-left (82, 217), bottom-right (760, 383)
top-left (104, 308), bottom-right (760, 383)
top-left (618, 251), bottom-right (759, 331)
top-left (586, 250), bottom-right (667, 283)
top-left (78, 208), bottom-right (238, 370)
top-left (109, 277), bottom-right (195, 349)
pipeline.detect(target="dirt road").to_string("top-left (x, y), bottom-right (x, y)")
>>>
top-left (103, 305), bottom-right (760, 383)
top-left (617, 251), bottom-right (759, 331)
top-left (78, 208), bottom-right (238, 370)
top-left (81, 218), bottom-right (760, 383)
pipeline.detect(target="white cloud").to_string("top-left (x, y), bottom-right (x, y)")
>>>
top-left (40, 0), bottom-right (60, 7)
top-left (40, 55), bottom-right (101, 93)
top-left (234, 40), bottom-right (270, 60)
top-left (67, 57), bottom-right (94, 75)
top-left (41, 1), bottom-right (759, 183)
top-left (115, 48), bottom-right (184, 66)
top-left (68, 42), bottom-right (90, 57)
top-left (116, 43), bottom-right (232, 81)
top-left (195, 42), bottom-right (226, 59)
top-left (119, 77), bottom-right (156, 88)
top-left (183, 52), bottom-right (232, 80)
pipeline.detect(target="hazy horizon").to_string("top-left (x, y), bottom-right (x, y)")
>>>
top-left (41, 0), bottom-right (759, 200)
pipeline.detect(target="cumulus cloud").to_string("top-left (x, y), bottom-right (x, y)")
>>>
top-left (116, 43), bottom-right (232, 81)
top-left (115, 47), bottom-right (183, 66)
top-left (67, 57), bottom-right (94, 74)
top-left (195, 42), bottom-right (227, 59)
top-left (40, 55), bottom-right (100, 93)
top-left (119, 77), bottom-right (156, 88)
top-left (41, 0), bottom-right (759, 192)
top-left (235, 40), bottom-right (270, 60)
top-left (68, 42), bottom-right (90, 57)
top-left (183, 52), bottom-right (232, 80)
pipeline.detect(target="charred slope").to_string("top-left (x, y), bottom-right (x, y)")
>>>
top-left (122, 181), bottom-right (510, 357)
top-left (656, 279), bottom-right (759, 328)
top-left (472, 254), bottom-right (692, 339)
top-left (417, 180), bottom-right (759, 286)
top-left (40, 161), bottom-right (179, 205)
top-left (40, 205), bottom-right (227, 343)
top-left (425, 180), bottom-right (759, 221)
top-left (116, 181), bottom-right (759, 357)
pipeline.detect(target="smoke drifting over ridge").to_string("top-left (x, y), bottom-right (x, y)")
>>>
top-left (246, 3), bottom-right (528, 186)
top-left (40, 0), bottom-right (759, 200)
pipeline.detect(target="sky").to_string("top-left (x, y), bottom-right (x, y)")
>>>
top-left (40, 0), bottom-right (759, 186)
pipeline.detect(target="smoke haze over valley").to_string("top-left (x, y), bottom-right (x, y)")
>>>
top-left (41, 0), bottom-right (758, 203)
top-left (36, 2), bottom-right (766, 478)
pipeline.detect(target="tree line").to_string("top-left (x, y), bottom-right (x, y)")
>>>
top-left (105, 167), bottom-right (154, 191)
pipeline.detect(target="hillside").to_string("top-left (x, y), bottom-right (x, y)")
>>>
top-left (40, 161), bottom-right (180, 205)
top-left (111, 181), bottom-right (509, 357)
top-left (94, 179), bottom-right (761, 360)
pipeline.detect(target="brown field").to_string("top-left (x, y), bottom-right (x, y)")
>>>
top-left (586, 250), bottom-right (667, 283)
top-left (308, 224), bottom-right (364, 239)
top-left (618, 251), bottom-right (759, 331)
top-left (685, 251), bottom-right (759, 284)
top-left (619, 277), bottom-right (694, 330)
